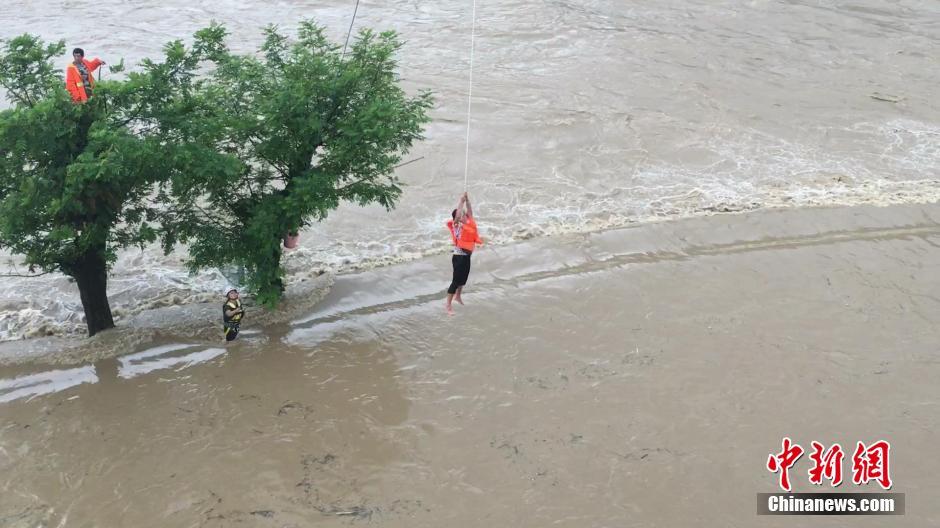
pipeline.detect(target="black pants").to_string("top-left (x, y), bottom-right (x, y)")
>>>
top-left (224, 323), bottom-right (240, 341)
top-left (448, 253), bottom-right (472, 294)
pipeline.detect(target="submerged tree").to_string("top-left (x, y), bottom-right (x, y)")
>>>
top-left (162, 22), bottom-right (433, 306)
top-left (0, 22), bottom-right (431, 336)
top-left (0, 34), bottom-right (236, 336)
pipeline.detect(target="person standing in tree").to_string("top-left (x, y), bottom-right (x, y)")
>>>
top-left (445, 192), bottom-right (483, 315)
top-left (66, 47), bottom-right (105, 102)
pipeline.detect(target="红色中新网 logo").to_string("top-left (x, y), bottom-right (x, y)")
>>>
top-left (766, 437), bottom-right (891, 491)
top-left (758, 438), bottom-right (903, 516)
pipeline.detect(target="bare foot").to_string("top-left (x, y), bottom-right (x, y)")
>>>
top-left (446, 305), bottom-right (455, 316)
top-left (455, 296), bottom-right (464, 306)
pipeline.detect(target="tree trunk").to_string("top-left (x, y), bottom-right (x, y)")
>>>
top-left (270, 242), bottom-right (285, 294)
top-left (70, 251), bottom-right (115, 337)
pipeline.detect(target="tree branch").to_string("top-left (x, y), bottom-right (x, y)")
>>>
top-left (0, 270), bottom-right (54, 278)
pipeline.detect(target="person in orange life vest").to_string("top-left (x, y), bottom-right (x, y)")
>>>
top-left (445, 191), bottom-right (483, 315)
top-left (66, 48), bottom-right (105, 103)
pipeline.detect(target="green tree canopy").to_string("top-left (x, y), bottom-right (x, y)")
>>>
top-left (161, 22), bottom-right (433, 306)
top-left (0, 34), bottom-right (235, 336)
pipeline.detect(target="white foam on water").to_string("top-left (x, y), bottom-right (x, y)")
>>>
top-left (4, 118), bottom-right (939, 342)
top-left (0, 366), bottom-right (98, 403)
top-left (118, 346), bottom-right (227, 379)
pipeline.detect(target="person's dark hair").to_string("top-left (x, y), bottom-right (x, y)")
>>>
top-left (72, 48), bottom-right (84, 57)
top-left (451, 209), bottom-right (458, 220)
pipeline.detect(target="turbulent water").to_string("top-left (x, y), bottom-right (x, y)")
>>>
top-left (1, 0), bottom-right (938, 340)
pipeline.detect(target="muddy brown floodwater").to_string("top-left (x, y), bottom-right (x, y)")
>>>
top-left (2, 204), bottom-right (939, 527)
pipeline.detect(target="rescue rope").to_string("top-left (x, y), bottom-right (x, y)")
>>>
top-left (462, 0), bottom-right (477, 191)
top-left (341, 0), bottom-right (362, 60)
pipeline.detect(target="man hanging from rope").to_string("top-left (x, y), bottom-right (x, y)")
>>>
top-left (65, 47), bottom-right (105, 103)
top-left (446, 192), bottom-right (483, 315)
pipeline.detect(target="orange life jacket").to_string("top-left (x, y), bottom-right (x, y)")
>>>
top-left (447, 216), bottom-right (483, 252)
top-left (65, 58), bottom-right (103, 102)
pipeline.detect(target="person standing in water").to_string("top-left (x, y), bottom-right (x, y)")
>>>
top-left (446, 192), bottom-right (483, 315)
top-left (65, 47), bottom-right (105, 103)
top-left (223, 288), bottom-right (245, 342)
